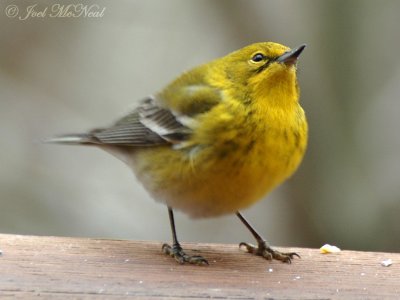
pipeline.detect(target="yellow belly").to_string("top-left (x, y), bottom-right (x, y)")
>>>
top-left (129, 116), bottom-right (307, 218)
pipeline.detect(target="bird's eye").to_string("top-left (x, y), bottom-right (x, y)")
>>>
top-left (251, 53), bottom-right (265, 62)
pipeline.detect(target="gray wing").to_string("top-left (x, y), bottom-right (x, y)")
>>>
top-left (48, 85), bottom-right (223, 147)
top-left (92, 96), bottom-right (191, 146)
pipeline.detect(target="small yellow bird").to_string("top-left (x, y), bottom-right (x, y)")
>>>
top-left (49, 42), bottom-right (307, 265)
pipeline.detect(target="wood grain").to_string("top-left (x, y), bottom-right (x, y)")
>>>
top-left (0, 234), bottom-right (399, 299)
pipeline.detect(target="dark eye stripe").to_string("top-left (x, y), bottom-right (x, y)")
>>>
top-left (255, 58), bottom-right (275, 74)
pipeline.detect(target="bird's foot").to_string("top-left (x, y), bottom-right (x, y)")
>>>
top-left (239, 240), bottom-right (300, 263)
top-left (162, 243), bottom-right (209, 265)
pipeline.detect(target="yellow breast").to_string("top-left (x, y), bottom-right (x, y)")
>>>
top-left (130, 98), bottom-right (307, 218)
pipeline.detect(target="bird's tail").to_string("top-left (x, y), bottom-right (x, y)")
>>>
top-left (44, 133), bottom-right (99, 145)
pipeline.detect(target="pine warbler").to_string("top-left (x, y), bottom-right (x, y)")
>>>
top-left (49, 42), bottom-right (308, 265)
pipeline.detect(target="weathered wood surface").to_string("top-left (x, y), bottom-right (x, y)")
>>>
top-left (0, 234), bottom-right (399, 299)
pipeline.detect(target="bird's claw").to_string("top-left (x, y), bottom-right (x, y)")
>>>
top-left (239, 241), bottom-right (300, 263)
top-left (162, 243), bottom-right (209, 265)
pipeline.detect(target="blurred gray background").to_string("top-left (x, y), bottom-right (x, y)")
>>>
top-left (1, 0), bottom-right (399, 252)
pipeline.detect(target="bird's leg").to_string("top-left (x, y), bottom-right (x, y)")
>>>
top-left (162, 207), bottom-right (208, 265)
top-left (236, 211), bottom-right (300, 263)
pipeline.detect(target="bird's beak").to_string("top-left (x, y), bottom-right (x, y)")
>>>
top-left (276, 44), bottom-right (306, 65)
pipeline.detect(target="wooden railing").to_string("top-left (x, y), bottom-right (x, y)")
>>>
top-left (0, 234), bottom-right (399, 299)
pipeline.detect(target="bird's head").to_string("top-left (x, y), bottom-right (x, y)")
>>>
top-left (220, 42), bottom-right (306, 106)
